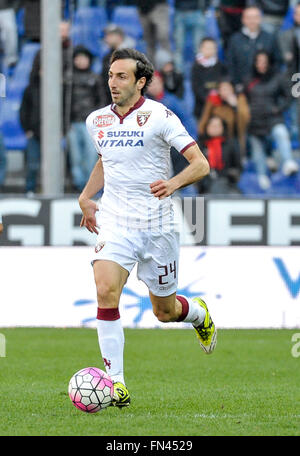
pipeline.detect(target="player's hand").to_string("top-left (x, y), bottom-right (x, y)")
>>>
top-left (150, 179), bottom-right (176, 200)
top-left (79, 198), bottom-right (99, 234)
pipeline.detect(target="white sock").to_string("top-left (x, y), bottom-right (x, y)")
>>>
top-left (177, 295), bottom-right (206, 327)
top-left (97, 317), bottom-right (125, 385)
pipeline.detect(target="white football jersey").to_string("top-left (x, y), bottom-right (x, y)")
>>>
top-left (86, 96), bottom-right (196, 230)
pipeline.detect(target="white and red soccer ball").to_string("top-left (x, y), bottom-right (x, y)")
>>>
top-left (68, 367), bottom-right (114, 413)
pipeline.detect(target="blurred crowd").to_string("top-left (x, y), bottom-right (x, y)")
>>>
top-left (0, 0), bottom-right (300, 196)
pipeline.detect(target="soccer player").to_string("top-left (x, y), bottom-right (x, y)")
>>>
top-left (79, 48), bottom-right (217, 408)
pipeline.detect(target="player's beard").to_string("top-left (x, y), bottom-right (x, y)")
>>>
top-left (112, 85), bottom-right (138, 107)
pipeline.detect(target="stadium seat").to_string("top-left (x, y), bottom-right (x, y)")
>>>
top-left (280, 6), bottom-right (294, 31)
top-left (205, 7), bottom-right (224, 61)
top-left (183, 79), bottom-right (195, 114)
top-left (71, 7), bottom-right (108, 56)
top-left (16, 7), bottom-right (25, 37)
top-left (269, 167), bottom-right (300, 195)
top-left (7, 42), bottom-right (40, 97)
top-left (238, 162), bottom-right (300, 195)
top-left (205, 7), bottom-right (220, 41)
top-left (2, 42), bottom-right (39, 150)
top-left (74, 6), bottom-right (108, 27)
top-left (238, 171), bottom-right (266, 195)
top-left (110, 6), bottom-right (143, 40)
top-left (1, 95), bottom-right (27, 150)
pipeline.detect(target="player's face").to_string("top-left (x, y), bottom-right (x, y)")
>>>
top-left (108, 59), bottom-right (145, 107)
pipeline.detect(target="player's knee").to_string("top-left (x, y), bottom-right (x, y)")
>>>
top-left (154, 308), bottom-right (173, 323)
top-left (96, 281), bottom-right (119, 307)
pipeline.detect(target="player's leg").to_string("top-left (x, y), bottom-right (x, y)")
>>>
top-left (93, 259), bottom-right (130, 406)
top-left (150, 291), bottom-right (217, 354)
top-left (139, 230), bottom-right (217, 354)
top-left (150, 291), bottom-right (204, 324)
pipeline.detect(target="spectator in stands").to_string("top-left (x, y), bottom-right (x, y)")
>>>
top-left (173, 0), bottom-right (208, 71)
top-left (30, 20), bottom-right (73, 133)
top-left (191, 37), bottom-right (228, 121)
top-left (198, 79), bottom-right (250, 158)
top-left (254, 0), bottom-right (289, 35)
top-left (147, 71), bottom-right (198, 195)
top-left (216, 0), bottom-right (248, 50)
top-left (245, 50), bottom-right (299, 190)
top-left (59, 20), bottom-right (73, 74)
top-left (31, 20), bottom-right (72, 76)
top-left (279, 3), bottom-right (300, 76)
top-left (279, 3), bottom-right (300, 143)
top-left (0, 131), bottom-right (6, 192)
top-left (19, 62), bottom-right (41, 194)
top-left (101, 24), bottom-right (135, 105)
top-left (198, 115), bottom-right (242, 194)
top-left (226, 5), bottom-right (282, 88)
top-left (66, 45), bottom-right (102, 192)
top-left (135, 0), bottom-right (171, 65)
top-left (22, 0), bottom-right (41, 43)
top-left (0, 0), bottom-right (19, 69)
top-left (22, 0), bottom-right (70, 42)
top-left (155, 48), bottom-right (185, 99)
top-left (147, 71), bottom-right (196, 137)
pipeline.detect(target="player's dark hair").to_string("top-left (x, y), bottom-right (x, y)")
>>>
top-left (110, 48), bottom-right (154, 94)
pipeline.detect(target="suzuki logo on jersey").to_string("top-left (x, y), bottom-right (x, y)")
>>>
top-left (98, 130), bottom-right (105, 139)
top-left (93, 114), bottom-right (115, 127)
top-left (137, 111), bottom-right (151, 126)
top-left (97, 130), bottom-right (144, 148)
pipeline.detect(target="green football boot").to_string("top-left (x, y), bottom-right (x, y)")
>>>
top-left (193, 297), bottom-right (217, 354)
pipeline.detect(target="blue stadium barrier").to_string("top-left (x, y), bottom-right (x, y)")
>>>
top-left (110, 6), bottom-right (143, 40)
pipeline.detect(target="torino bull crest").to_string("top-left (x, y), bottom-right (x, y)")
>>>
top-left (137, 111), bottom-right (151, 126)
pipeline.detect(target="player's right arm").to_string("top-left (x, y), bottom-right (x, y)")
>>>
top-left (78, 158), bottom-right (104, 234)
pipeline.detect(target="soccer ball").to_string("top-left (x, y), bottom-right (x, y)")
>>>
top-left (68, 367), bottom-right (114, 413)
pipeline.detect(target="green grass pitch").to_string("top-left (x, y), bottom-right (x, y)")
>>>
top-left (0, 327), bottom-right (299, 436)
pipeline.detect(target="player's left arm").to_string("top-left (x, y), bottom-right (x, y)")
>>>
top-left (150, 142), bottom-right (209, 200)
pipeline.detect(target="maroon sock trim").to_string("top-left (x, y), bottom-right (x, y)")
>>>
top-left (176, 295), bottom-right (189, 322)
top-left (97, 307), bottom-right (120, 321)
